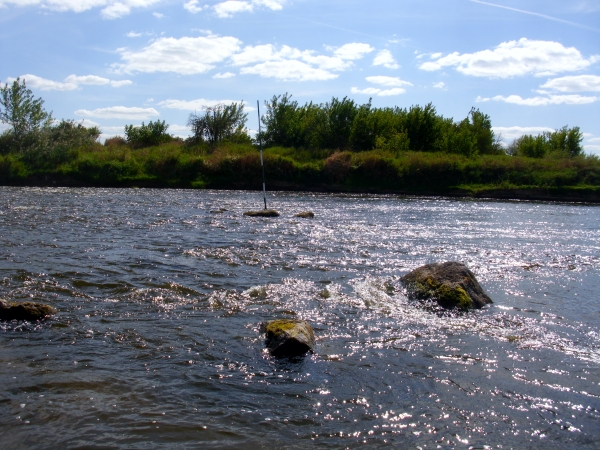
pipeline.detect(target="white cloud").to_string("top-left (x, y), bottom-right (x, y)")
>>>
top-left (492, 126), bottom-right (554, 141)
top-left (477, 94), bottom-right (598, 106)
top-left (212, 0), bottom-right (285, 17)
top-left (373, 49), bottom-right (399, 69)
top-left (241, 60), bottom-right (337, 81)
top-left (433, 81), bottom-right (446, 89)
top-left (351, 75), bottom-right (412, 96)
top-left (213, 72), bottom-right (236, 78)
top-left (420, 38), bottom-right (598, 78)
top-left (64, 74), bottom-right (111, 85)
top-left (332, 43), bottom-right (374, 60)
top-left (351, 86), bottom-right (407, 96)
top-left (152, 12), bottom-right (163, 18)
top-left (365, 76), bottom-right (412, 87)
top-left (0, 0), bottom-right (161, 19)
top-left (75, 106), bottom-right (159, 120)
top-left (7, 73), bottom-right (132, 91)
top-left (8, 74), bottom-right (78, 91)
top-left (231, 42), bottom-right (373, 81)
top-left (101, 2), bottom-right (131, 19)
top-left (113, 35), bottom-right (242, 74)
top-left (158, 98), bottom-right (254, 111)
top-left (110, 80), bottom-right (133, 87)
top-left (183, 0), bottom-right (202, 13)
top-left (540, 75), bottom-right (600, 93)
top-left (587, 137), bottom-right (600, 143)
top-left (126, 31), bottom-right (142, 37)
top-left (214, 1), bottom-right (253, 18)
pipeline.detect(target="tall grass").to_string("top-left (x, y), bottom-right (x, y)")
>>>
top-left (1, 141), bottom-right (599, 200)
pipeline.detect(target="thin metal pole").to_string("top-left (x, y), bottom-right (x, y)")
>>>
top-left (257, 100), bottom-right (267, 210)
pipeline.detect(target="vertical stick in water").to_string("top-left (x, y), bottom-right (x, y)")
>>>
top-left (257, 100), bottom-right (267, 210)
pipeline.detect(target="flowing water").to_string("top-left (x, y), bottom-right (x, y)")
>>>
top-left (0, 187), bottom-right (599, 449)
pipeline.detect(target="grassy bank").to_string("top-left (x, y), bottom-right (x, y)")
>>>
top-left (1, 141), bottom-right (600, 202)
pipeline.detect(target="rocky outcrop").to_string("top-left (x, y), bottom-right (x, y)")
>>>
top-left (0, 299), bottom-right (57, 321)
top-left (294, 211), bottom-right (314, 218)
top-left (243, 209), bottom-right (280, 217)
top-left (263, 319), bottom-right (315, 357)
top-left (401, 261), bottom-right (492, 311)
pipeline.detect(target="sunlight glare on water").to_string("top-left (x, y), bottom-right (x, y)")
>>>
top-left (0, 187), bottom-right (599, 448)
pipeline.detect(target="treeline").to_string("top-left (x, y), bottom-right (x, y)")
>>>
top-left (0, 78), bottom-right (587, 161)
top-left (259, 94), bottom-right (505, 157)
top-left (257, 94), bottom-right (586, 159)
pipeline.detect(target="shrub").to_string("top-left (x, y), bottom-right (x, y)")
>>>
top-left (104, 136), bottom-right (127, 148)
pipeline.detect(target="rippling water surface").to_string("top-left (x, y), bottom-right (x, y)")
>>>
top-left (0, 187), bottom-right (599, 449)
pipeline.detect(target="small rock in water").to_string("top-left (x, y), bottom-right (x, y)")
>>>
top-left (263, 319), bottom-right (315, 357)
top-left (243, 209), bottom-right (280, 217)
top-left (401, 261), bottom-right (492, 311)
top-left (0, 299), bottom-right (57, 321)
top-left (294, 211), bottom-right (314, 218)
top-left (210, 208), bottom-right (228, 214)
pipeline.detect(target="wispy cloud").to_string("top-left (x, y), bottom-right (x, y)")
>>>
top-left (352, 75), bottom-right (413, 96)
top-left (7, 74), bottom-right (132, 90)
top-left (75, 106), bottom-right (160, 120)
top-left (470, 0), bottom-right (600, 33)
top-left (158, 98), bottom-right (254, 111)
top-left (477, 94), bottom-right (598, 106)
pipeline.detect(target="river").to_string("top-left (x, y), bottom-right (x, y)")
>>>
top-left (0, 187), bottom-right (599, 449)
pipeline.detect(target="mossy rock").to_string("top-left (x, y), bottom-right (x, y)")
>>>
top-left (263, 319), bottom-right (315, 357)
top-left (0, 300), bottom-right (57, 321)
top-left (294, 211), bottom-right (314, 218)
top-left (401, 261), bottom-right (492, 311)
top-left (243, 209), bottom-right (280, 217)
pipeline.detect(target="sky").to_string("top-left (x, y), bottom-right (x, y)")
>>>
top-left (1, 0), bottom-right (599, 154)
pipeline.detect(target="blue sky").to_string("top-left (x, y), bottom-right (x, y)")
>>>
top-left (1, 0), bottom-right (599, 154)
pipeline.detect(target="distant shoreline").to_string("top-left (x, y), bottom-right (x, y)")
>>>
top-left (3, 177), bottom-right (599, 204)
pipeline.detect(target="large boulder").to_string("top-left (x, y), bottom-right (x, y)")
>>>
top-left (401, 262), bottom-right (492, 311)
top-left (263, 319), bottom-right (315, 357)
top-left (0, 299), bottom-right (57, 321)
top-left (243, 209), bottom-right (280, 217)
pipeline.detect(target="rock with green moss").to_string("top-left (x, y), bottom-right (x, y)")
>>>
top-left (263, 319), bottom-right (315, 357)
top-left (401, 262), bottom-right (492, 311)
top-left (243, 209), bottom-right (280, 217)
top-left (0, 299), bottom-right (57, 321)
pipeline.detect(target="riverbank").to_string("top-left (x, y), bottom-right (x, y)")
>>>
top-left (1, 142), bottom-right (599, 202)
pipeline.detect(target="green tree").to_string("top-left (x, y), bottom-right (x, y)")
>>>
top-left (188, 102), bottom-right (249, 147)
top-left (260, 94), bottom-right (301, 148)
top-left (323, 96), bottom-right (358, 150)
top-left (124, 120), bottom-right (171, 148)
top-left (0, 77), bottom-right (53, 152)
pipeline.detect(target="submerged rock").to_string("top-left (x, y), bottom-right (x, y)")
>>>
top-left (401, 261), bottom-right (492, 311)
top-left (0, 299), bottom-right (57, 321)
top-left (294, 211), bottom-right (314, 218)
top-left (243, 209), bottom-right (280, 217)
top-left (263, 319), bottom-right (315, 357)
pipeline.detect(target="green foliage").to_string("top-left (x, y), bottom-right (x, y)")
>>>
top-left (260, 95), bottom-right (500, 158)
top-left (22, 120), bottom-right (100, 167)
top-left (187, 102), bottom-right (249, 147)
top-left (508, 126), bottom-right (583, 159)
top-left (124, 120), bottom-right (172, 148)
top-left (0, 77), bottom-right (53, 152)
